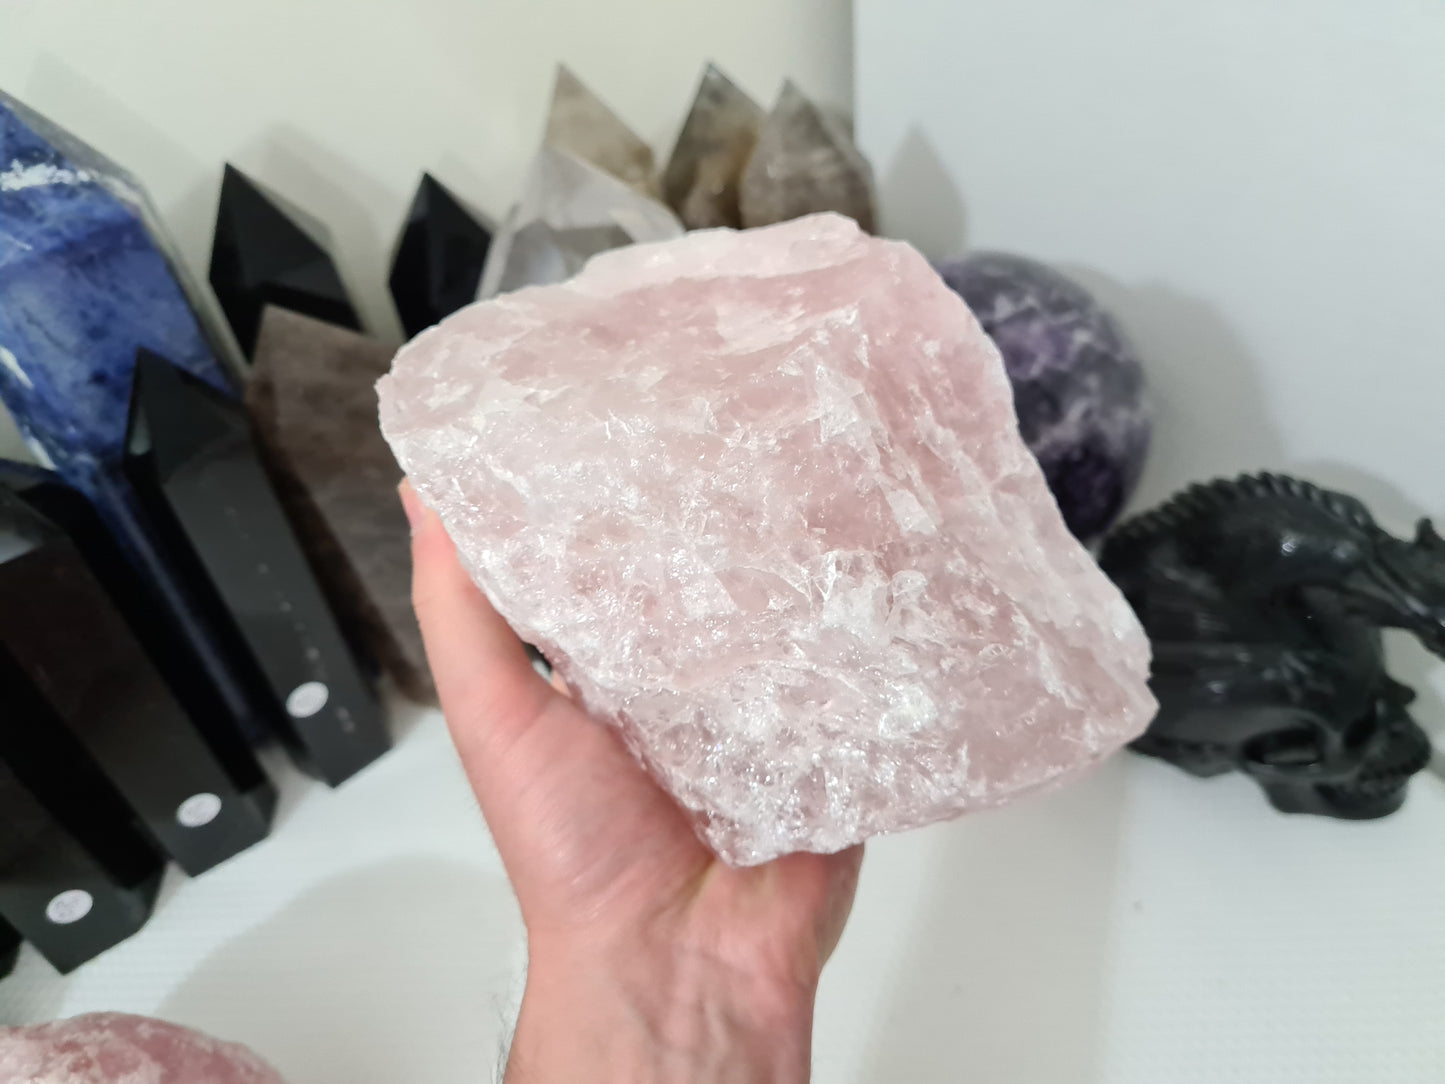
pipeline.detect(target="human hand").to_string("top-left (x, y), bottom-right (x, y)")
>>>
top-left (401, 481), bottom-right (863, 1083)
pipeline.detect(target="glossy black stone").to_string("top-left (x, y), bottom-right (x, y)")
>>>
top-left (0, 484), bottom-right (275, 875)
top-left (389, 174), bottom-right (492, 338)
top-left (0, 917), bottom-right (19, 978)
top-left (209, 164), bottom-right (360, 357)
top-left (3, 458), bottom-right (279, 741)
top-left (0, 650), bottom-right (163, 974)
top-left (1100, 473), bottom-right (1442, 819)
top-left (124, 350), bottom-right (389, 786)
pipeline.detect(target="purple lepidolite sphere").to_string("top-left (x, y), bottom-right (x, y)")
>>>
top-left (937, 253), bottom-right (1151, 541)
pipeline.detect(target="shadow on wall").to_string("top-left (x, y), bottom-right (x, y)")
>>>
top-left (875, 176), bottom-right (1291, 529)
top-left (158, 858), bottom-right (525, 1084)
top-left (24, 53), bottom-right (205, 235)
top-left (856, 758), bottom-right (1130, 1084)
top-left (1057, 267), bottom-right (1288, 518)
top-left (879, 126), bottom-right (966, 262)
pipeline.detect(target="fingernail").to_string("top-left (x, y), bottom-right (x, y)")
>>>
top-left (398, 480), bottom-right (426, 535)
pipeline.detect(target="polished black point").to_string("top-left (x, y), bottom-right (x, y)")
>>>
top-left (124, 350), bottom-right (390, 786)
top-left (0, 482), bottom-right (276, 876)
top-left (0, 650), bottom-right (164, 974)
top-left (0, 917), bottom-right (20, 978)
top-left (209, 164), bottom-right (360, 357)
top-left (1100, 473), bottom-right (1442, 819)
top-left (389, 173), bottom-right (492, 337)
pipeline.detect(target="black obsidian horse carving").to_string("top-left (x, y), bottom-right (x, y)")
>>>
top-left (1099, 473), bottom-right (1443, 818)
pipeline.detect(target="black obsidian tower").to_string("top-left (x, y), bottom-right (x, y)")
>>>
top-left (124, 350), bottom-right (389, 785)
top-left (209, 164), bottom-right (360, 357)
top-left (0, 649), bottom-right (163, 974)
top-left (0, 918), bottom-right (19, 978)
top-left (389, 173), bottom-right (492, 337)
top-left (0, 483), bottom-right (275, 874)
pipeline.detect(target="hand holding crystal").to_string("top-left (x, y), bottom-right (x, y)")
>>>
top-left (402, 481), bottom-right (862, 1083)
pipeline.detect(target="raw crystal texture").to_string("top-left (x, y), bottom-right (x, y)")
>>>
top-left (662, 63), bottom-right (764, 229)
top-left (937, 253), bottom-right (1151, 541)
top-left (249, 306), bottom-right (432, 701)
top-left (476, 144), bottom-right (682, 299)
top-left (379, 213), bottom-right (1155, 865)
top-left (545, 65), bottom-right (658, 196)
top-left (738, 82), bottom-right (877, 233)
top-left (390, 173), bottom-right (492, 338)
top-left (210, 164), bottom-right (360, 357)
top-left (0, 1013), bottom-right (286, 1084)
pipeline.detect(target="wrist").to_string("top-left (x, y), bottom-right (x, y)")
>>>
top-left (507, 935), bottom-right (816, 1083)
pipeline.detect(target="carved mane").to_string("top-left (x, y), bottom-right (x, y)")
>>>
top-left (1103, 472), bottom-right (1380, 558)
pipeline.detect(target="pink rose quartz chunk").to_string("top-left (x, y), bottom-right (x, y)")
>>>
top-left (378, 213), bottom-right (1155, 866)
top-left (0, 1013), bottom-right (287, 1083)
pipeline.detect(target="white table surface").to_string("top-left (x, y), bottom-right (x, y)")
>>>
top-left (3, 696), bottom-right (1442, 1084)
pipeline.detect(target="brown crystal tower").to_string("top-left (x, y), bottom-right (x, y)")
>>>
top-left (739, 81), bottom-right (877, 233)
top-left (545, 65), bottom-right (658, 195)
top-left (662, 64), bottom-right (764, 229)
top-left (249, 306), bottom-right (432, 700)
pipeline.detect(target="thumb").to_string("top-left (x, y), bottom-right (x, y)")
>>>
top-left (400, 479), bottom-right (699, 909)
top-left (401, 479), bottom-right (556, 772)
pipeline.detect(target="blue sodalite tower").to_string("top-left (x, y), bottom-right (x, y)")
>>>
top-left (0, 90), bottom-right (243, 477)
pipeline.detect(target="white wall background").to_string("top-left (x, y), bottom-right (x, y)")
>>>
top-left (0, 0), bottom-right (853, 342)
top-left (858, 0), bottom-right (1445, 741)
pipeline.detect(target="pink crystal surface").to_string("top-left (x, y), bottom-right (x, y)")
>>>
top-left (378, 213), bottom-right (1155, 866)
top-left (0, 1013), bottom-right (286, 1083)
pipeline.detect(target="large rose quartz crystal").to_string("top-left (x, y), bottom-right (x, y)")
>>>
top-left (0, 1013), bottom-right (286, 1083)
top-left (379, 213), bottom-right (1155, 865)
